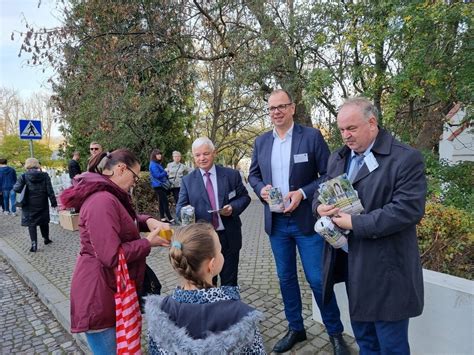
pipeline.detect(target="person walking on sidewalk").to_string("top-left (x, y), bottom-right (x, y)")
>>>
top-left (0, 158), bottom-right (18, 216)
top-left (249, 89), bottom-right (349, 354)
top-left (60, 149), bottom-right (171, 354)
top-left (146, 222), bottom-right (265, 354)
top-left (13, 158), bottom-right (57, 252)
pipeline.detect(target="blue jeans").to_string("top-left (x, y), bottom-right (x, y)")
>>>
top-left (351, 319), bottom-right (410, 355)
top-left (85, 327), bottom-right (116, 355)
top-left (269, 214), bottom-right (343, 335)
top-left (2, 190), bottom-right (16, 213)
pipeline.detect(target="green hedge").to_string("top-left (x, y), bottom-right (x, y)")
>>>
top-left (417, 201), bottom-right (473, 280)
top-left (132, 172), bottom-right (176, 218)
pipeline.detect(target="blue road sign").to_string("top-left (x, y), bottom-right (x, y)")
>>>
top-left (19, 119), bottom-right (42, 140)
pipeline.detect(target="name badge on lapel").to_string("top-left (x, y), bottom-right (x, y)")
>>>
top-left (364, 152), bottom-right (379, 172)
top-left (294, 153), bottom-right (308, 164)
top-left (228, 190), bottom-right (236, 200)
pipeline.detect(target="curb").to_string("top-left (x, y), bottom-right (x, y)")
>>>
top-left (0, 238), bottom-right (90, 354)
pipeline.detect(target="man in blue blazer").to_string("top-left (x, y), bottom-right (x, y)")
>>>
top-left (176, 137), bottom-right (251, 286)
top-left (315, 97), bottom-right (426, 354)
top-left (249, 89), bottom-right (348, 354)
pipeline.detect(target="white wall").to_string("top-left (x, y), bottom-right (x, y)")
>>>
top-left (439, 109), bottom-right (474, 164)
top-left (312, 269), bottom-right (474, 355)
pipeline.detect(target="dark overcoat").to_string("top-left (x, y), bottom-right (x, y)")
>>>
top-left (13, 170), bottom-right (57, 227)
top-left (313, 128), bottom-right (426, 322)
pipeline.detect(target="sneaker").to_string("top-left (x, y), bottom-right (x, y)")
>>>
top-left (3, 211), bottom-right (9, 215)
top-left (9, 212), bottom-right (16, 216)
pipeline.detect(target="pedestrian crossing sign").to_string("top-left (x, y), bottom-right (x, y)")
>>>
top-left (19, 119), bottom-right (42, 140)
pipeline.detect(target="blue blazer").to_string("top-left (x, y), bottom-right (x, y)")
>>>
top-left (248, 124), bottom-right (330, 235)
top-left (176, 165), bottom-right (251, 251)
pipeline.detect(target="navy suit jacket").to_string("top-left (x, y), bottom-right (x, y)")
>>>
top-left (248, 124), bottom-right (330, 235)
top-left (176, 165), bottom-right (251, 251)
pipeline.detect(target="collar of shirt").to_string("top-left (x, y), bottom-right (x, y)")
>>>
top-left (350, 139), bottom-right (376, 159)
top-left (272, 123), bottom-right (294, 140)
top-left (199, 165), bottom-right (216, 177)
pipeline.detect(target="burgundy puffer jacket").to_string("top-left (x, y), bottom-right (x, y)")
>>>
top-left (61, 173), bottom-right (152, 333)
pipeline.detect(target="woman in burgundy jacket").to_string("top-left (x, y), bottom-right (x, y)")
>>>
top-left (61, 149), bottom-right (170, 354)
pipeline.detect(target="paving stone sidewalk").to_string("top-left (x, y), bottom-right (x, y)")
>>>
top-left (0, 256), bottom-right (82, 354)
top-left (0, 202), bottom-right (356, 354)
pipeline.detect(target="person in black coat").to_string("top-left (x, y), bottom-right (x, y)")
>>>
top-left (68, 151), bottom-right (82, 179)
top-left (13, 158), bottom-right (57, 252)
top-left (314, 97), bottom-right (426, 354)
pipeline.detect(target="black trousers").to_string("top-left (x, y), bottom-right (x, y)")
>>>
top-left (153, 187), bottom-right (172, 220)
top-left (213, 230), bottom-right (240, 287)
top-left (170, 187), bottom-right (180, 206)
top-left (28, 224), bottom-right (49, 243)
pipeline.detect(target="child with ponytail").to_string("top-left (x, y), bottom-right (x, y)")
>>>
top-left (145, 222), bottom-right (266, 354)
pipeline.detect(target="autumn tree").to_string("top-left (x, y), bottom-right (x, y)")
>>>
top-left (15, 0), bottom-right (472, 156)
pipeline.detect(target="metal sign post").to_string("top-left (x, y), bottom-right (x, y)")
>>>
top-left (19, 119), bottom-right (42, 158)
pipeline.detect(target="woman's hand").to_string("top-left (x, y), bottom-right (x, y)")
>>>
top-left (146, 228), bottom-right (171, 247)
top-left (146, 218), bottom-right (170, 232)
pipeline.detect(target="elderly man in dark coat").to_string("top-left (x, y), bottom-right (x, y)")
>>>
top-left (314, 97), bottom-right (426, 354)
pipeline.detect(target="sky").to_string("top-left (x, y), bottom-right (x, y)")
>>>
top-left (0, 0), bottom-right (61, 98)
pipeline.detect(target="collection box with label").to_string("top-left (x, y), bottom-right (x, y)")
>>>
top-left (59, 210), bottom-right (79, 231)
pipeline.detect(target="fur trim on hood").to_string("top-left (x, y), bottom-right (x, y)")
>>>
top-left (145, 295), bottom-right (265, 354)
top-left (60, 172), bottom-right (136, 219)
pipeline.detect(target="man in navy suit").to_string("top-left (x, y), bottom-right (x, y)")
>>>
top-left (249, 89), bottom-right (348, 354)
top-left (176, 137), bottom-right (251, 286)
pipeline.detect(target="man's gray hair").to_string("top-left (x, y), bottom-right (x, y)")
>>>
top-left (172, 151), bottom-right (182, 156)
top-left (192, 137), bottom-right (215, 152)
top-left (339, 97), bottom-right (379, 121)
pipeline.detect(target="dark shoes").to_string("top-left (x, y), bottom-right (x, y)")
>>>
top-left (30, 242), bottom-right (37, 253)
top-left (330, 334), bottom-right (351, 355)
top-left (273, 329), bottom-right (307, 353)
top-left (44, 238), bottom-right (53, 245)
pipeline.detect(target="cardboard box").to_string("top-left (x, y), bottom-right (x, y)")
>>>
top-left (59, 210), bottom-right (79, 231)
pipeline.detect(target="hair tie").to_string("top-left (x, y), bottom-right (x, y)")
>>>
top-left (171, 241), bottom-right (182, 250)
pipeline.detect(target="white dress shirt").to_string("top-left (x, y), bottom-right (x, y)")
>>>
top-left (271, 124), bottom-right (294, 210)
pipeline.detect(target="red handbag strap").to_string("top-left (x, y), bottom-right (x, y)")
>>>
top-left (116, 247), bottom-right (130, 293)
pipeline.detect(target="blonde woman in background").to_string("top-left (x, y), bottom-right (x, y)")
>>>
top-left (165, 151), bottom-right (189, 207)
top-left (13, 158), bottom-right (57, 252)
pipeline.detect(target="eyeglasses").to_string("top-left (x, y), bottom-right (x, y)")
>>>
top-left (126, 166), bottom-right (140, 183)
top-left (267, 102), bottom-right (293, 113)
top-left (90, 147), bottom-right (100, 151)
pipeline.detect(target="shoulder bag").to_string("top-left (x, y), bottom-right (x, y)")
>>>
top-left (115, 248), bottom-right (142, 354)
top-left (15, 175), bottom-right (28, 208)
top-left (138, 264), bottom-right (162, 313)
